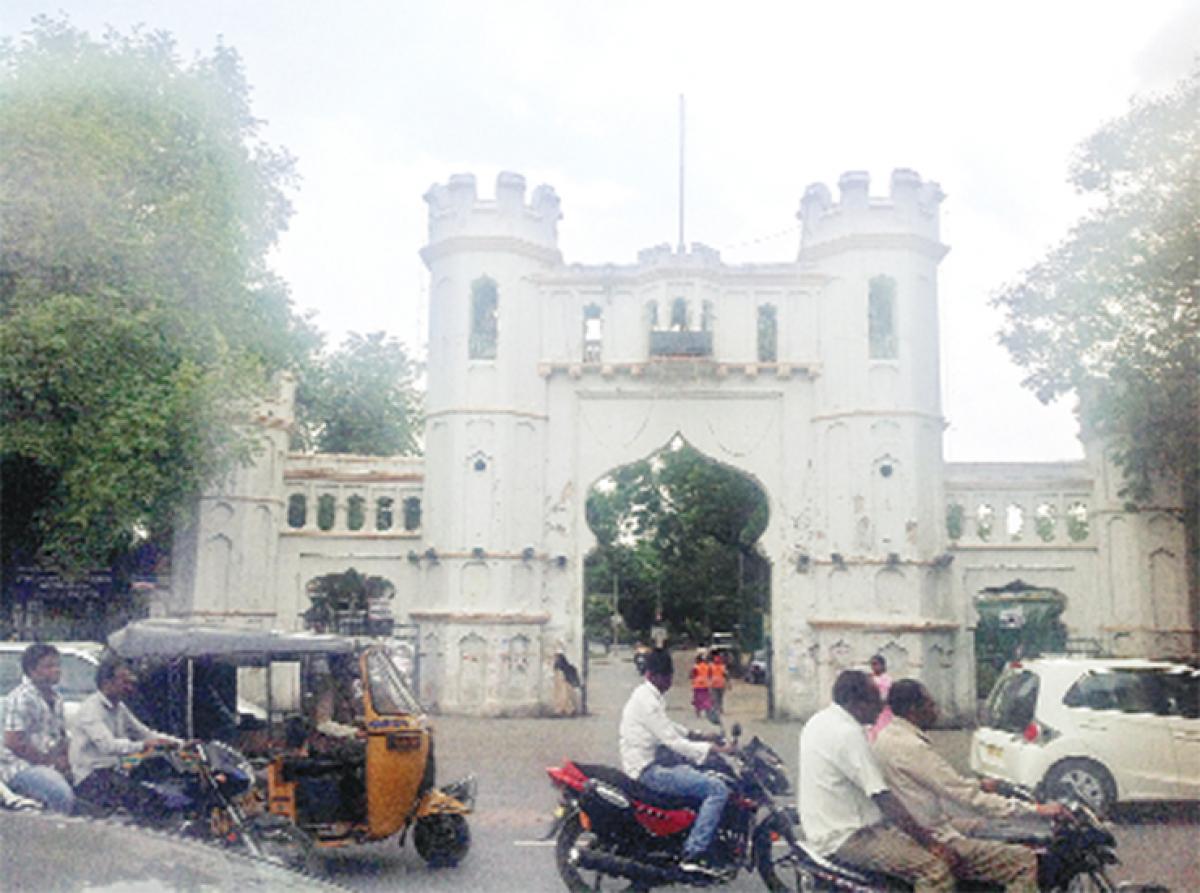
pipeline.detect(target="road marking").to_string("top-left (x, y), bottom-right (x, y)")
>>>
top-left (513, 839), bottom-right (556, 847)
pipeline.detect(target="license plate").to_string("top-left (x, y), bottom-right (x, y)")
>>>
top-left (982, 743), bottom-right (1004, 762)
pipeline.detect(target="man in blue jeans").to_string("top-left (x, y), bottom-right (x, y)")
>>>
top-left (1, 643), bottom-right (75, 813)
top-left (618, 647), bottom-right (733, 877)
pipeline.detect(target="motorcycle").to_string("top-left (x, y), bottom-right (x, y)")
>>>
top-left (109, 739), bottom-right (317, 873)
top-left (545, 728), bottom-right (1164, 892)
top-left (757, 779), bottom-right (1168, 892)
top-left (545, 722), bottom-right (797, 890)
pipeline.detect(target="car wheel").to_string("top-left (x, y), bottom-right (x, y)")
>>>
top-left (1043, 758), bottom-right (1116, 815)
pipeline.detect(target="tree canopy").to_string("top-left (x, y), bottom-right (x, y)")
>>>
top-left (992, 66), bottom-right (1199, 612)
top-left (293, 331), bottom-right (423, 455)
top-left (584, 440), bottom-right (769, 646)
top-left (0, 17), bottom-right (317, 577)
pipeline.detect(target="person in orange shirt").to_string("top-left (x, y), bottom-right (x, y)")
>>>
top-left (709, 651), bottom-right (728, 715)
top-left (690, 651), bottom-right (712, 717)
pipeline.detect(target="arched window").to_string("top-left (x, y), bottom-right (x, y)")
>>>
top-left (868, 276), bottom-right (897, 359)
top-left (287, 494), bottom-right (307, 529)
top-left (1066, 502), bottom-right (1090, 541)
top-left (583, 304), bottom-right (603, 362)
top-left (469, 277), bottom-right (498, 359)
top-left (403, 497), bottom-right (422, 532)
top-left (670, 297), bottom-right (689, 331)
top-left (347, 494), bottom-right (366, 531)
top-left (975, 503), bottom-right (995, 542)
top-left (317, 494), bottom-right (336, 531)
top-left (757, 304), bottom-right (778, 362)
top-left (376, 496), bottom-right (394, 531)
top-left (1034, 502), bottom-right (1057, 542)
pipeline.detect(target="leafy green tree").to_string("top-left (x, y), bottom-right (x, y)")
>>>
top-left (584, 441), bottom-right (769, 646)
top-left (992, 66), bottom-right (1199, 618)
top-left (293, 331), bottom-right (423, 455)
top-left (0, 17), bottom-right (315, 579)
top-left (302, 567), bottom-right (394, 634)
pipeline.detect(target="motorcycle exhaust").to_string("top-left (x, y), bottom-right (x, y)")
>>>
top-left (571, 837), bottom-right (677, 886)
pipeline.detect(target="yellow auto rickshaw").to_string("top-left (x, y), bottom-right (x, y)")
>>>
top-left (107, 619), bottom-right (475, 867)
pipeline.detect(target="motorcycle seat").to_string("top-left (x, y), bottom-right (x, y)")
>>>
top-left (574, 762), bottom-right (699, 810)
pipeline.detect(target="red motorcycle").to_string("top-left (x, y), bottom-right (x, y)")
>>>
top-left (544, 724), bottom-right (799, 890)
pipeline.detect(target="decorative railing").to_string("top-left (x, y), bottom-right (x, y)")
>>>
top-left (283, 453), bottom-right (424, 536)
top-left (944, 463), bottom-right (1093, 548)
top-left (649, 330), bottom-right (712, 357)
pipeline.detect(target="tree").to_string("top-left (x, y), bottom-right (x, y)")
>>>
top-left (584, 441), bottom-right (769, 646)
top-left (302, 567), bottom-right (394, 634)
top-left (992, 66), bottom-right (1199, 624)
top-left (293, 331), bottom-right (423, 455)
top-left (0, 17), bottom-right (316, 579)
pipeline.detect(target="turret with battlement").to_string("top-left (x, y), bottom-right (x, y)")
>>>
top-left (798, 168), bottom-right (945, 252)
top-left (423, 172), bottom-right (562, 253)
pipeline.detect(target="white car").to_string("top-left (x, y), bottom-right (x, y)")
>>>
top-left (970, 656), bottom-right (1200, 813)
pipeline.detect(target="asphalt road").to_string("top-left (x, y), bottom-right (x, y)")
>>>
top-left (316, 651), bottom-right (1199, 893)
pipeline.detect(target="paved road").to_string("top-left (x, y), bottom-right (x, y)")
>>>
top-left (318, 652), bottom-right (1196, 891)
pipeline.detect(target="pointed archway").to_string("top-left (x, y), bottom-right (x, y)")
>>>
top-left (582, 434), bottom-right (772, 717)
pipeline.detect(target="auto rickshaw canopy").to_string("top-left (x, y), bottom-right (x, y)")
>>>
top-left (108, 618), bottom-right (359, 663)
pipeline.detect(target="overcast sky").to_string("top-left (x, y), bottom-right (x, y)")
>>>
top-left (3, 1), bottom-right (1196, 462)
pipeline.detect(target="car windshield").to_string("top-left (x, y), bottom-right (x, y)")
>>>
top-left (365, 648), bottom-right (423, 716)
top-left (983, 668), bottom-right (1038, 732)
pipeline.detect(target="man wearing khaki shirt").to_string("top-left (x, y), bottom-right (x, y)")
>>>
top-left (873, 679), bottom-right (1067, 893)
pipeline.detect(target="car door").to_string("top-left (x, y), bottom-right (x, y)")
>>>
top-left (1161, 667), bottom-right (1200, 799)
top-left (1061, 669), bottom-right (1179, 799)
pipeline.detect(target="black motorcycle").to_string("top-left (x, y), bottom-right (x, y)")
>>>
top-left (546, 723), bottom-right (797, 890)
top-left (757, 780), bottom-right (1168, 892)
top-left (104, 739), bottom-right (317, 873)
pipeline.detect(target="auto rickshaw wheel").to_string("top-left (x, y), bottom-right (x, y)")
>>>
top-left (413, 813), bottom-right (470, 868)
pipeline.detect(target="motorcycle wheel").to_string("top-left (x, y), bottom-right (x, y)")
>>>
top-left (755, 815), bottom-right (825, 892)
top-left (414, 813), bottom-right (471, 868)
top-left (243, 813), bottom-right (322, 876)
top-left (1063, 869), bottom-right (1117, 892)
top-left (555, 812), bottom-right (649, 892)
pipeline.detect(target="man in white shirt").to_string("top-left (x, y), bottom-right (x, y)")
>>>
top-left (618, 648), bottom-right (733, 877)
top-left (71, 658), bottom-right (180, 821)
top-left (799, 669), bottom-right (962, 893)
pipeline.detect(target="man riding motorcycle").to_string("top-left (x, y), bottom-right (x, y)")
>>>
top-left (799, 669), bottom-right (964, 893)
top-left (618, 647), bottom-right (733, 878)
top-left (872, 679), bottom-right (1068, 892)
top-left (71, 657), bottom-right (182, 822)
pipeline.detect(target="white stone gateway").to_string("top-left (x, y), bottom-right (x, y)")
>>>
top-left (169, 170), bottom-right (1192, 719)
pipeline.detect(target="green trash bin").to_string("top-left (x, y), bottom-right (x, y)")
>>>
top-left (974, 580), bottom-right (1068, 699)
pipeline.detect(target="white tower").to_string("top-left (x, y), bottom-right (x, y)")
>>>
top-left (418, 173), bottom-right (563, 713)
top-left (783, 169), bottom-right (962, 713)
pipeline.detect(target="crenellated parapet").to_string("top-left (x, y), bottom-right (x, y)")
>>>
top-left (423, 171), bottom-right (562, 252)
top-left (797, 168), bottom-right (945, 252)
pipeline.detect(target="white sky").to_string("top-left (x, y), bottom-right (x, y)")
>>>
top-left (3, 1), bottom-right (1196, 462)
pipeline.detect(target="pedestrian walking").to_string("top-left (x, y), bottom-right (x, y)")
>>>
top-left (690, 650), bottom-right (712, 717)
